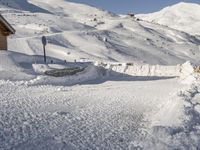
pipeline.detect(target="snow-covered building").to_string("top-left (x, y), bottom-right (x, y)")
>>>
top-left (0, 14), bottom-right (15, 50)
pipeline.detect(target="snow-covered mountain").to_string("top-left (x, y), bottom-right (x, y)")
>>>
top-left (0, 0), bottom-right (200, 65)
top-left (137, 2), bottom-right (200, 36)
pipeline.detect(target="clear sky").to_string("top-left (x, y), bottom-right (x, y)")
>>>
top-left (68, 0), bottom-right (200, 14)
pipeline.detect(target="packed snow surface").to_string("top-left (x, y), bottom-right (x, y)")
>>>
top-left (0, 75), bottom-right (185, 150)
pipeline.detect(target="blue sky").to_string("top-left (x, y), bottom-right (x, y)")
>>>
top-left (68, 0), bottom-right (200, 14)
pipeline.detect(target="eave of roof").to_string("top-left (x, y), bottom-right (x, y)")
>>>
top-left (0, 14), bottom-right (15, 34)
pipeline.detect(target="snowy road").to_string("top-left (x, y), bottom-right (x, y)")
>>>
top-left (0, 78), bottom-right (182, 150)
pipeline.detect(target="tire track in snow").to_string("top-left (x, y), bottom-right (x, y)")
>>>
top-left (0, 79), bottom-right (180, 150)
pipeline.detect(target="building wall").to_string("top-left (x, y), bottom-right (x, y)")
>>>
top-left (0, 32), bottom-right (7, 50)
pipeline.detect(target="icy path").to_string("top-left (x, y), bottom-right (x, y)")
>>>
top-left (0, 78), bottom-right (182, 150)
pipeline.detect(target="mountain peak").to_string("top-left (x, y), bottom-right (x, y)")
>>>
top-left (167, 2), bottom-right (200, 11)
top-left (172, 2), bottom-right (199, 7)
top-left (137, 2), bottom-right (200, 35)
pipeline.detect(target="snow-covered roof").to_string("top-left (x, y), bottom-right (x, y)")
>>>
top-left (0, 14), bottom-right (15, 35)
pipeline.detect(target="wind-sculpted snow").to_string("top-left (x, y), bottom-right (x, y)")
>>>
top-left (1, 1), bottom-right (200, 65)
top-left (140, 81), bottom-right (200, 149)
top-left (95, 61), bottom-right (194, 78)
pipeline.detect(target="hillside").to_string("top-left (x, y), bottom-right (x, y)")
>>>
top-left (137, 2), bottom-right (200, 36)
top-left (0, 0), bottom-right (199, 65)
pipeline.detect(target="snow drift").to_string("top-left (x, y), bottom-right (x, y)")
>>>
top-left (95, 61), bottom-right (195, 79)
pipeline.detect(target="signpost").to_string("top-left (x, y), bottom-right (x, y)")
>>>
top-left (42, 36), bottom-right (47, 63)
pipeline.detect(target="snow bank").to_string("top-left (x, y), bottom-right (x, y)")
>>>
top-left (129, 63), bottom-right (200, 150)
top-left (0, 50), bottom-right (197, 85)
top-left (179, 61), bottom-right (198, 84)
top-left (28, 64), bottom-right (99, 86)
top-left (180, 61), bottom-right (195, 77)
top-left (0, 51), bottom-right (36, 81)
top-left (138, 82), bottom-right (200, 150)
top-left (95, 61), bottom-right (195, 78)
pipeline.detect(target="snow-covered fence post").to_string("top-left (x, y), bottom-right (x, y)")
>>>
top-left (42, 36), bottom-right (47, 63)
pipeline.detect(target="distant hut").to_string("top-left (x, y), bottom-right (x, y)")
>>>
top-left (127, 13), bottom-right (135, 17)
top-left (0, 14), bottom-right (15, 50)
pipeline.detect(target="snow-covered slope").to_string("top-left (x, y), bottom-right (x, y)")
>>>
top-left (137, 2), bottom-right (200, 36)
top-left (1, 1), bottom-right (200, 65)
top-left (29, 0), bottom-right (115, 20)
top-left (0, 0), bottom-right (50, 13)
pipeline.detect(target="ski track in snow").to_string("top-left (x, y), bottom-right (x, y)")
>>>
top-left (0, 78), bottom-right (181, 150)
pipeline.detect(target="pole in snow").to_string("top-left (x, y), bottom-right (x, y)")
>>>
top-left (42, 36), bottom-right (47, 63)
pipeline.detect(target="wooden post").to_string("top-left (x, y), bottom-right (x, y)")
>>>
top-left (43, 44), bottom-right (46, 63)
top-left (42, 36), bottom-right (47, 63)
